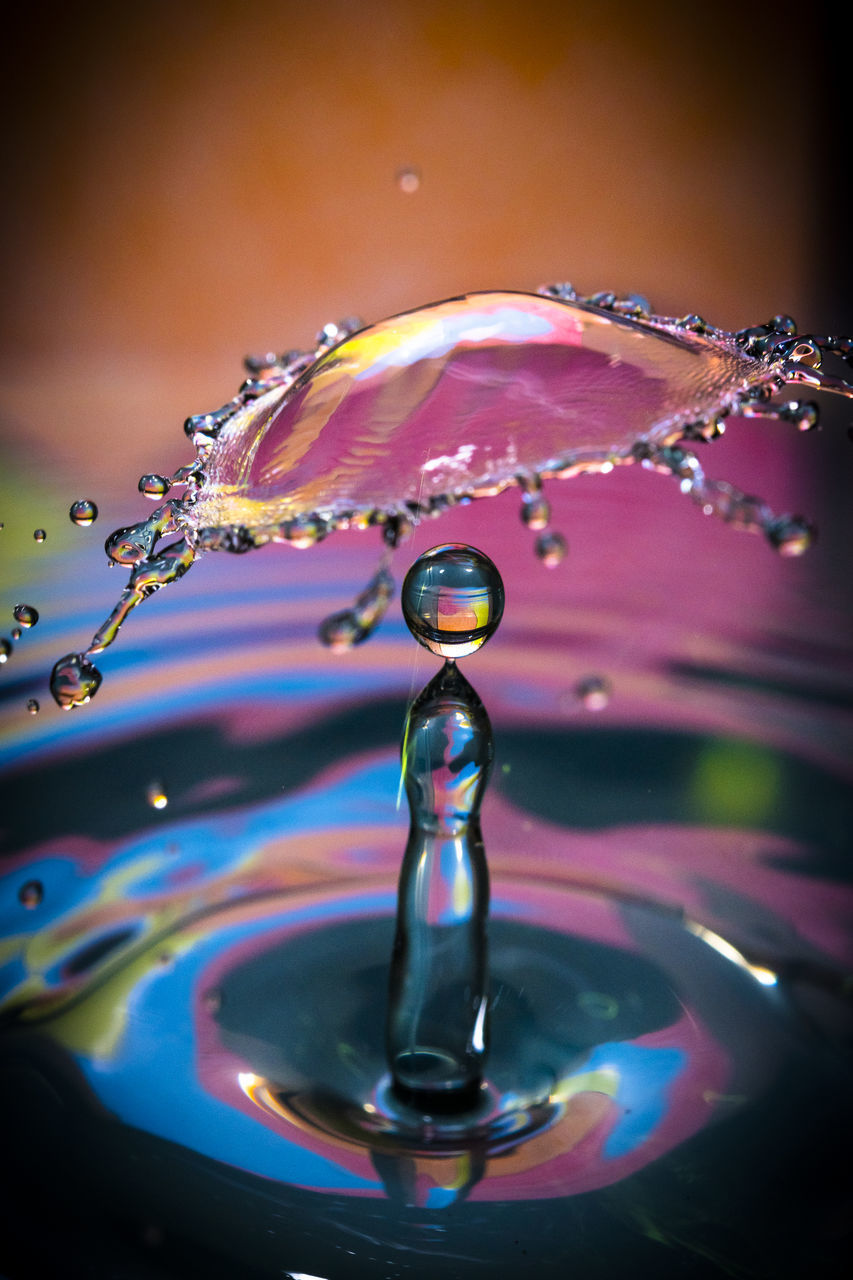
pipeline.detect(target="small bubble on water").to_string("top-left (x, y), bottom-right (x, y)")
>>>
top-left (574, 675), bottom-right (612, 711)
top-left (33, 528), bottom-right (46, 542)
top-left (401, 544), bottom-right (504, 659)
top-left (146, 782), bottom-right (168, 810)
top-left (13, 603), bottom-right (39, 628)
top-left (70, 499), bottom-right (98, 526)
top-left (396, 166), bottom-right (421, 193)
top-left (26, 698), bottom-right (39, 715)
top-left (139, 474), bottom-right (171, 499)
top-left (0, 638), bottom-right (12, 663)
top-left (50, 652), bottom-right (103, 709)
top-left (19, 879), bottom-right (43, 908)
top-left (535, 531), bottom-right (567, 567)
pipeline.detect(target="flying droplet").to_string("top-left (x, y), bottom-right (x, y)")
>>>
top-left (519, 478), bottom-right (551, 530)
top-left (146, 782), bottom-right (168, 810)
top-left (18, 880), bottom-right (43, 908)
top-left (33, 528), bottom-right (46, 543)
top-left (0, 638), bottom-right (12, 663)
top-left (26, 698), bottom-right (39, 715)
top-left (535, 531), bottom-right (567, 567)
top-left (574, 675), bottom-right (612, 711)
top-left (10, 627), bottom-right (21, 641)
top-left (70, 499), bottom-right (99, 526)
top-left (396, 166), bottom-right (421, 193)
top-left (49, 652), bottom-right (103, 709)
top-left (13, 603), bottom-right (39, 628)
top-left (766, 515), bottom-right (813, 557)
top-left (401, 544), bottom-right (504, 659)
top-left (139, 474), bottom-right (171, 499)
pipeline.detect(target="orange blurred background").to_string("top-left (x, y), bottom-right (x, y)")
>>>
top-left (0, 0), bottom-right (844, 489)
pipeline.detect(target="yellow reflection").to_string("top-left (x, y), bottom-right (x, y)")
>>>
top-left (691, 740), bottom-right (780, 826)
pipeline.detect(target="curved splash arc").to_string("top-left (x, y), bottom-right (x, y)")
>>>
top-left (47, 283), bottom-right (853, 707)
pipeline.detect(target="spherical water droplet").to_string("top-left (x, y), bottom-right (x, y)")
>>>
top-left (146, 782), bottom-right (168, 810)
top-left (10, 627), bottom-right (21, 641)
top-left (13, 603), bottom-right (39, 628)
top-left (70, 499), bottom-right (98, 526)
top-left (139, 474), bottom-right (171, 499)
top-left (49, 652), bottom-right (103, 709)
top-left (766, 515), bottom-right (814, 557)
top-left (396, 166), bottom-right (421, 193)
top-left (18, 880), bottom-right (43, 908)
top-left (574, 675), bottom-right (612, 711)
top-left (33, 528), bottom-right (46, 543)
top-left (520, 491), bottom-right (551, 530)
top-left (0, 638), bottom-right (12, 663)
top-left (535, 531), bottom-right (567, 567)
top-left (401, 544), bottom-right (504, 659)
top-left (26, 698), bottom-right (39, 715)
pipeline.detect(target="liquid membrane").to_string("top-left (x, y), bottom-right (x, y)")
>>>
top-left (45, 284), bottom-right (853, 708)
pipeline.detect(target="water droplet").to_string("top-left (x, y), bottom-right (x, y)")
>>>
top-left (766, 515), bottom-right (814, 556)
top-left (70, 499), bottom-right (98, 525)
top-left (318, 566), bottom-right (394, 651)
top-left (139, 474), bottom-right (171, 499)
top-left (520, 490), bottom-right (551, 530)
top-left (33, 528), bottom-right (46, 543)
top-left (49, 652), bottom-right (103, 709)
top-left (0, 638), bottom-right (12, 663)
top-left (146, 782), bottom-right (168, 810)
top-left (26, 698), bottom-right (39, 715)
top-left (396, 166), bottom-right (420, 193)
top-left (535, 531), bottom-right (567, 567)
top-left (10, 627), bottom-right (21, 641)
top-left (401, 544), bottom-right (504, 659)
top-left (18, 879), bottom-right (43, 908)
top-left (574, 674), bottom-right (612, 711)
top-left (13, 603), bottom-right (39, 628)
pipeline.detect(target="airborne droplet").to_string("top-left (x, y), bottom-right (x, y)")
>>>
top-left (574, 675), bottom-right (612, 711)
top-left (70, 499), bottom-right (99, 526)
top-left (396, 166), bottom-right (421, 193)
top-left (139, 474), bottom-right (171, 499)
top-left (13, 603), bottom-right (39, 628)
top-left (146, 782), bottom-right (169, 810)
top-left (535, 531), bottom-right (567, 567)
top-left (401, 544), bottom-right (504, 659)
top-left (33, 528), bottom-right (46, 543)
top-left (766, 515), bottom-right (814, 557)
top-left (10, 627), bottom-right (21, 641)
top-left (18, 880), bottom-right (43, 908)
top-left (49, 652), bottom-right (103, 709)
top-left (26, 698), bottom-right (40, 715)
top-left (0, 638), bottom-right (12, 663)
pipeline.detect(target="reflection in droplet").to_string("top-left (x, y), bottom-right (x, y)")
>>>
top-left (26, 698), bottom-right (39, 715)
top-left (33, 528), bottom-right (46, 543)
top-left (13, 603), bottom-right (38, 628)
top-left (18, 879), bottom-right (43, 908)
top-left (401, 544), bottom-right (504, 659)
top-left (146, 782), bottom-right (169, 810)
top-left (70, 499), bottom-right (99, 526)
top-left (535, 531), bottom-right (567, 567)
top-left (139, 474), bottom-right (171, 499)
top-left (10, 627), bottom-right (21, 641)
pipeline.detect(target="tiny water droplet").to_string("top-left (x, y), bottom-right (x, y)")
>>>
top-left (139, 474), bottom-right (171, 499)
top-left (33, 528), bottom-right (46, 542)
top-left (146, 782), bottom-right (168, 810)
top-left (766, 515), bottom-right (813, 556)
top-left (535, 531), bottom-right (567, 567)
top-left (396, 166), bottom-right (421, 193)
top-left (26, 698), bottom-right (39, 715)
top-left (574, 675), bottom-right (612, 711)
top-left (13, 603), bottom-right (39, 628)
top-left (520, 491), bottom-right (551, 530)
top-left (70, 499), bottom-right (98, 525)
top-left (49, 652), bottom-right (103, 709)
top-left (10, 627), bottom-right (21, 641)
top-left (0, 638), bottom-right (12, 663)
top-left (18, 879), bottom-right (43, 908)
top-left (402, 545), bottom-right (504, 659)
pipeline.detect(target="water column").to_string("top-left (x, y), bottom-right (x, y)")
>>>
top-left (386, 544), bottom-right (504, 1111)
